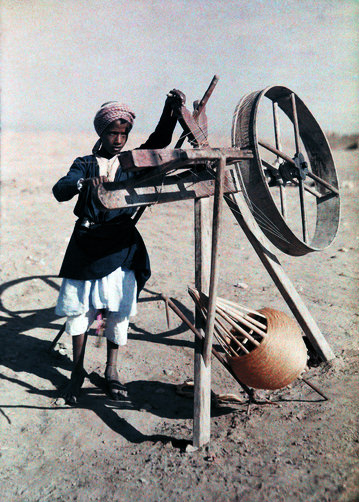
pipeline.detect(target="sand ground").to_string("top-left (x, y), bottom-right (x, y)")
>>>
top-left (0, 132), bottom-right (358, 501)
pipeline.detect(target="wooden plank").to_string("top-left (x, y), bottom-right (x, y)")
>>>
top-left (193, 338), bottom-right (212, 447)
top-left (95, 168), bottom-right (240, 210)
top-left (193, 197), bottom-right (212, 448)
top-left (225, 192), bottom-right (335, 361)
top-left (118, 147), bottom-right (253, 172)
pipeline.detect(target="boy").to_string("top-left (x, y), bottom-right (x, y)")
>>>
top-left (53, 90), bottom-right (184, 404)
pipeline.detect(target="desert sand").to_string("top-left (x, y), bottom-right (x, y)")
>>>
top-left (0, 131), bottom-right (358, 501)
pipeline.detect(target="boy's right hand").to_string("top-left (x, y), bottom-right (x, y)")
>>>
top-left (83, 176), bottom-right (109, 187)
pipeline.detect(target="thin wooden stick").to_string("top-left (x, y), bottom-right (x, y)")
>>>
top-left (48, 323), bottom-right (66, 352)
top-left (190, 288), bottom-right (251, 354)
top-left (189, 287), bottom-right (267, 330)
top-left (216, 299), bottom-right (267, 332)
top-left (189, 286), bottom-right (263, 347)
top-left (216, 298), bottom-right (267, 327)
top-left (215, 307), bottom-right (261, 346)
top-left (217, 305), bottom-right (267, 338)
top-left (300, 376), bottom-right (329, 401)
top-left (213, 325), bottom-right (238, 357)
top-left (216, 305), bottom-right (264, 342)
top-left (217, 296), bottom-right (266, 318)
top-left (217, 298), bottom-right (264, 322)
top-left (214, 316), bottom-right (250, 354)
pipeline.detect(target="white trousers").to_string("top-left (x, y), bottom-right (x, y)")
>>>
top-left (66, 309), bottom-right (130, 346)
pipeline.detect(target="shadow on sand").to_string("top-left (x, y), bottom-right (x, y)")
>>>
top-left (0, 275), bottom-right (236, 447)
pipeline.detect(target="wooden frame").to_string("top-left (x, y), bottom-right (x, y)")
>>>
top-left (69, 77), bottom-right (337, 447)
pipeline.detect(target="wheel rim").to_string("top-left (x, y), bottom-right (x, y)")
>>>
top-left (232, 85), bottom-right (340, 256)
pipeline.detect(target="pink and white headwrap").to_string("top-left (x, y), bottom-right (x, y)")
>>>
top-left (93, 101), bottom-right (136, 137)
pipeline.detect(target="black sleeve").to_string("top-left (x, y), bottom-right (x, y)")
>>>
top-left (52, 157), bottom-right (87, 202)
top-left (139, 100), bottom-right (178, 150)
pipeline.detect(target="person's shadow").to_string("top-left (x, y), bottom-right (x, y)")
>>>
top-left (0, 275), bottom-right (235, 447)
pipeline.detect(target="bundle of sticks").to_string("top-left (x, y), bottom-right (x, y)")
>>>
top-left (188, 287), bottom-right (267, 357)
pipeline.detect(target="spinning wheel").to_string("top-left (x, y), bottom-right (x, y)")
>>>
top-left (52, 77), bottom-right (339, 447)
top-left (232, 85), bottom-right (340, 256)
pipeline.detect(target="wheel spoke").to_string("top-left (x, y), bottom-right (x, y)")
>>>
top-left (298, 179), bottom-right (308, 242)
top-left (291, 179), bottom-right (323, 198)
top-left (272, 101), bottom-right (282, 151)
top-left (291, 93), bottom-right (301, 155)
top-left (278, 184), bottom-right (287, 219)
top-left (259, 139), bottom-right (296, 164)
top-left (272, 101), bottom-right (287, 218)
top-left (306, 171), bottom-right (339, 195)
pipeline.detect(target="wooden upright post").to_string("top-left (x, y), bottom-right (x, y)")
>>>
top-left (202, 157), bottom-right (225, 365)
top-left (193, 157), bottom-right (226, 447)
top-left (193, 197), bottom-right (211, 447)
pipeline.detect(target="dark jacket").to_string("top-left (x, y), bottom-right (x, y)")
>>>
top-left (53, 102), bottom-right (177, 292)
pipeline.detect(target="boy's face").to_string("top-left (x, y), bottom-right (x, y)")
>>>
top-left (101, 120), bottom-right (130, 156)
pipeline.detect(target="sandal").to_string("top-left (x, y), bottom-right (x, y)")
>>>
top-left (105, 365), bottom-right (128, 401)
top-left (105, 377), bottom-right (128, 401)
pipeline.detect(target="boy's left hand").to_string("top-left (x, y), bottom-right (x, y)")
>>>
top-left (166, 89), bottom-right (186, 112)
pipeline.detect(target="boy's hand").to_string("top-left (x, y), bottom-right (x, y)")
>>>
top-left (83, 176), bottom-right (109, 187)
top-left (166, 89), bottom-right (186, 112)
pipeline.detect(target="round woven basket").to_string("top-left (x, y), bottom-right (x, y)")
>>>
top-left (227, 308), bottom-right (307, 390)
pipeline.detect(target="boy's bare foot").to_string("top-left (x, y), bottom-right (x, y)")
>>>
top-left (105, 364), bottom-right (128, 401)
top-left (60, 368), bottom-right (87, 405)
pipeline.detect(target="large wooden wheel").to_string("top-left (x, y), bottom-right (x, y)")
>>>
top-left (232, 85), bottom-right (340, 256)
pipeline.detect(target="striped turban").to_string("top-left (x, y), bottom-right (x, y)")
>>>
top-left (93, 101), bottom-right (136, 137)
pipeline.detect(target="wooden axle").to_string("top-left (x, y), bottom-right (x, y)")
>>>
top-left (258, 140), bottom-right (339, 196)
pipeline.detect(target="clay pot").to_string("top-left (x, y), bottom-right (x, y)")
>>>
top-left (227, 308), bottom-right (307, 390)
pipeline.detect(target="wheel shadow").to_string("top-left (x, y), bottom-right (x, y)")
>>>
top-left (0, 275), bottom-right (72, 391)
top-left (0, 276), bottom-right (194, 391)
top-left (81, 372), bottom-right (234, 445)
top-left (0, 373), bottom-right (235, 448)
top-left (0, 275), bottom-right (223, 446)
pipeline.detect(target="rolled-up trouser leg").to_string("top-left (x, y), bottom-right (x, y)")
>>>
top-left (104, 313), bottom-right (130, 346)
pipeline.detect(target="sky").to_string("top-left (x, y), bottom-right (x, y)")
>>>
top-left (1, 0), bottom-right (358, 138)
